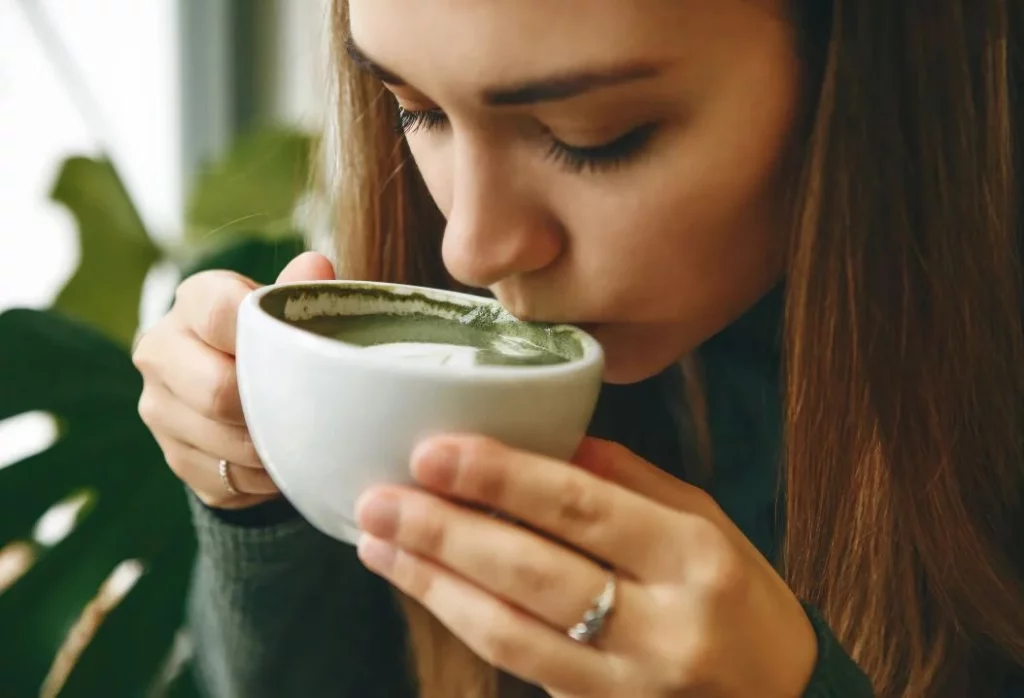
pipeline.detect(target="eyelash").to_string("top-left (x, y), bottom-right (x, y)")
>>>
top-left (395, 105), bottom-right (448, 135)
top-left (394, 105), bottom-right (653, 174)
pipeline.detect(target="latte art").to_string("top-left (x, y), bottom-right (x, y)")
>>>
top-left (293, 312), bottom-right (572, 367)
top-left (362, 334), bottom-right (563, 367)
top-left (360, 342), bottom-right (476, 365)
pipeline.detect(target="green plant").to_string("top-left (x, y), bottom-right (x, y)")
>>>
top-left (0, 128), bottom-right (314, 697)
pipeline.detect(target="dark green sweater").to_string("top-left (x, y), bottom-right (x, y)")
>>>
top-left (186, 287), bottom-right (875, 697)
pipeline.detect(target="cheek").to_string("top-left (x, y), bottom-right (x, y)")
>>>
top-left (559, 145), bottom-right (786, 335)
top-left (563, 51), bottom-right (798, 346)
top-left (572, 161), bottom-right (786, 383)
top-left (589, 322), bottom-right (699, 385)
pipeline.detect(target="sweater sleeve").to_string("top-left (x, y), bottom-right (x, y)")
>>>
top-left (185, 492), bottom-right (415, 698)
top-left (800, 603), bottom-right (875, 698)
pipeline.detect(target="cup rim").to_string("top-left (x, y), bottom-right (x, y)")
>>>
top-left (240, 279), bottom-right (604, 381)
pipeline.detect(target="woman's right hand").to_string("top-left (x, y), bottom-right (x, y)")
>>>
top-left (132, 252), bottom-right (336, 510)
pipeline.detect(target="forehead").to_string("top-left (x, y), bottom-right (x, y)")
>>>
top-left (347, 0), bottom-right (698, 92)
top-left (347, 1), bottom-right (791, 96)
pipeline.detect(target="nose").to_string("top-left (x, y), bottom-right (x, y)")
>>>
top-left (441, 140), bottom-right (562, 289)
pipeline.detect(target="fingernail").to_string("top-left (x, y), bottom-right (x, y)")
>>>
top-left (358, 535), bottom-right (397, 574)
top-left (355, 492), bottom-right (400, 539)
top-left (411, 442), bottom-right (459, 490)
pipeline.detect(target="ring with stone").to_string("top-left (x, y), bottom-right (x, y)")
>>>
top-left (567, 575), bottom-right (617, 645)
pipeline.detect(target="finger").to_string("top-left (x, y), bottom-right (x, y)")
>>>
top-left (572, 438), bottom-right (768, 573)
top-left (410, 436), bottom-right (683, 579)
top-left (212, 457), bottom-right (279, 497)
top-left (356, 535), bottom-right (620, 696)
top-left (175, 271), bottom-right (257, 354)
top-left (276, 251), bottom-right (335, 283)
top-left (136, 326), bottom-right (244, 424)
top-left (572, 438), bottom-right (701, 512)
top-left (355, 488), bottom-right (648, 652)
top-left (154, 434), bottom-right (279, 507)
top-left (138, 383), bottom-right (262, 469)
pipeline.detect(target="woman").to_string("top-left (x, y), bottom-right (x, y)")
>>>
top-left (132, 0), bottom-right (1024, 696)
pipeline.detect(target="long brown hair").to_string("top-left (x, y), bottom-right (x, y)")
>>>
top-left (784, 2), bottom-right (1024, 695)
top-left (327, 1), bottom-right (1024, 696)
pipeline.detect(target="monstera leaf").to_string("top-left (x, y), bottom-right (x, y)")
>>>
top-left (0, 232), bottom-right (305, 697)
top-left (50, 157), bottom-right (162, 348)
top-left (0, 308), bottom-right (195, 697)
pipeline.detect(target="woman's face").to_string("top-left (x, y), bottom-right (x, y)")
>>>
top-left (348, 0), bottom-right (801, 383)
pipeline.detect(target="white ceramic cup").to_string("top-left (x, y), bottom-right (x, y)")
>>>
top-left (235, 280), bottom-right (605, 544)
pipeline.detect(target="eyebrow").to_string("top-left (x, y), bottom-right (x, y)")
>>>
top-left (345, 37), bottom-right (662, 107)
top-left (345, 38), bottom-right (406, 86)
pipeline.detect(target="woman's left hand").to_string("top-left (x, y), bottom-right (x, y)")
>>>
top-left (355, 436), bottom-right (818, 698)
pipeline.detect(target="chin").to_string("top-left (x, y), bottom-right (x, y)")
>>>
top-left (585, 324), bottom-right (684, 385)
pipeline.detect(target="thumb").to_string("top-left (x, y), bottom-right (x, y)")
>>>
top-left (276, 251), bottom-right (336, 284)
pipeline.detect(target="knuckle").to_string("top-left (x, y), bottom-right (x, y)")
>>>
top-left (172, 276), bottom-right (195, 307)
top-left (507, 555), bottom-right (557, 599)
top-left (457, 442), bottom-right (507, 504)
top-left (136, 390), bottom-right (159, 427)
top-left (692, 529), bottom-right (747, 602)
top-left (459, 435), bottom-right (503, 469)
top-left (132, 320), bottom-right (183, 378)
top-left (177, 271), bottom-right (249, 346)
top-left (555, 474), bottom-right (607, 530)
top-left (202, 292), bottom-right (236, 345)
top-left (206, 361), bottom-right (240, 420)
top-left (706, 552), bottom-right (747, 602)
top-left (174, 272), bottom-right (214, 313)
top-left (131, 329), bottom-right (159, 373)
top-left (407, 501), bottom-right (447, 555)
top-left (397, 550), bottom-right (435, 599)
top-left (130, 336), bottom-right (149, 371)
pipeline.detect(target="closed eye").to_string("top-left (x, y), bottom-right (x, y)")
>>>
top-left (545, 123), bottom-right (656, 174)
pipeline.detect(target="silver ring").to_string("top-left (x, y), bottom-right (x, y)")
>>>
top-left (568, 575), bottom-right (616, 644)
top-left (218, 459), bottom-right (240, 496)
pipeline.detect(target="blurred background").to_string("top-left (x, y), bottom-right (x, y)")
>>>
top-left (1, 1), bottom-right (333, 694)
